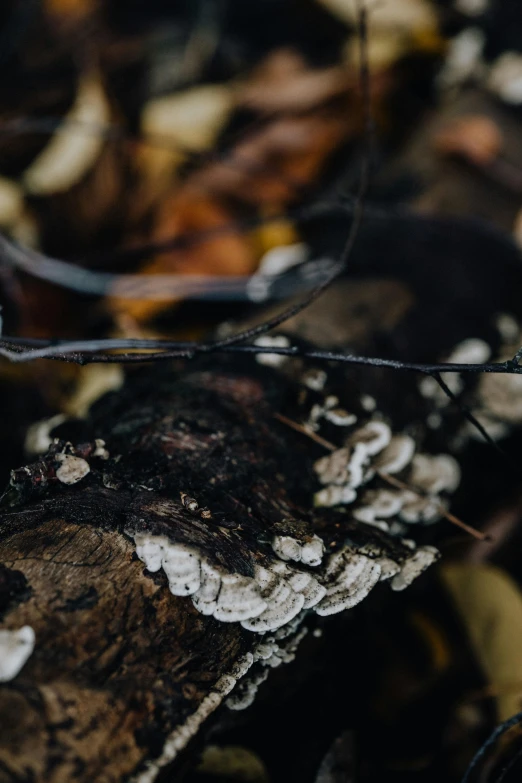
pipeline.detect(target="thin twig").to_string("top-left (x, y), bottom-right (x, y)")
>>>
top-left (433, 372), bottom-right (510, 458)
top-left (462, 709), bottom-right (522, 783)
top-left (1, 337), bottom-right (522, 374)
top-left (377, 470), bottom-right (488, 541)
top-left (273, 412), bottom-right (336, 450)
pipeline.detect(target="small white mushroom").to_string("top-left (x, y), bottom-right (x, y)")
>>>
top-left (314, 448), bottom-right (350, 486)
top-left (134, 533), bottom-right (166, 572)
top-left (272, 535), bottom-right (302, 562)
top-left (55, 453), bottom-right (90, 485)
top-left (300, 534), bottom-right (325, 566)
top-left (161, 543), bottom-right (201, 596)
top-left (93, 439), bottom-right (110, 460)
top-left (449, 338), bottom-right (491, 365)
top-left (409, 454), bottom-right (461, 494)
top-left (0, 626), bottom-right (35, 682)
top-left (347, 420), bottom-right (391, 457)
top-left (353, 489), bottom-right (404, 525)
top-left (390, 546), bottom-right (439, 591)
top-left (324, 408), bottom-right (357, 427)
top-left (314, 484), bottom-right (357, 508)
top-left (479, 371), bottom-right (522, 423)
top-left (213, 574), bottom-right (267, 622)
top-left (373, 435), bottom-right (415, 475)
top-left (314, 443), bottom-right (368, 488)
top-left (307, 396), bottom-right (339, 430)
top-left (496, 313), bottom-right (519, 342)
top-left (300, 368), bottom-right (327, 391)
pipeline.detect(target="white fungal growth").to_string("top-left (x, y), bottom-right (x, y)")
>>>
top-left (272, 533), bottom-right (325, 566)
top-left (241, 582), bottom-right (304, 633)
top-left (214, 573), bottom-right (267, 623)
top-left (347, 421), bottom-right (392, 457)
top-left (227, 626), bottom-right (309, 710)
top-left (192, 560), bottom-right (222, 615)
top-left (409, 454), bottom-right (461, 494)
top-left (287, 571), bottom-right (326, 608)
top-left (132, 527), bottom-right (436, 641)
top-left (132, 654), bottom-right (254, 783)
top-left (324, 408), bottom-right (357, 427)
top-left (0, 626), bottom-right (35, 682)
top-left (420, 339), bottom-right (490, 405)
top-left (272, 535), bottom-right (302, 562)
top-left (448, 338), bottom-right (491, 365)
top-left (226, 668), bottom-right (270, 710)
top-left (373, 435), bottom-right (415, 475)
top-left (55, 453), bottom-right (90, 485)
top-left (300, 535), bottom-right (325, 566)
top-left (162, 544), bottom-right (201, 596)
top-left (496, 313), bottom-right (520, 343)
top-left (253, 335), bottom-right (291, 367)
top-left (300, 368), bottom-right (327, 391)
top-left (399, 492), bottom-right (443, 525)
top-left (314, 444), bottom-right (368, 488)
top-left (391, 546), bottom-right (439, 591)
top-left (376, 557), bottom-right (401, 581)
top-left (314, 484), bottom-right (357, 508)
top-left (134, 533), bottom-right (167, 572)
top-left (306, 395), bottom-right (341, 430)
top-left (478, 371), bottom-right (522, 423)
top-left (93, 439), bottom-right (110, 460)
top-left (353, 489), bottom-right (405, 525)
top-left (315, 551), bottom-right (381, 616)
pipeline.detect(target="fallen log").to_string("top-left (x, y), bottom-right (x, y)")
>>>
top-left (0, 350), bottom-right (460, 782)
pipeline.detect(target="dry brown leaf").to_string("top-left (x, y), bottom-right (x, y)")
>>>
top-left (137, 84), bottom-right (235, 196)
top-left (22, 70), bottom-right (110, 196)
top-left (195, 109), bottom-right (356, 206)
top-left (237, 48), bottom-right (350, 113)
top-left (108, 193), bottom-right (257, 324)
top-left (433, 115), bottom-right (504, 166)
